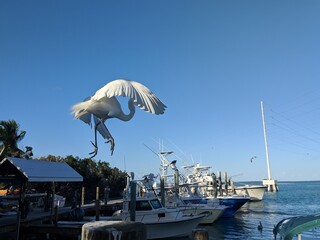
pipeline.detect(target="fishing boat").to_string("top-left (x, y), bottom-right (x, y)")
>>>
top-left (155, 151), bottom-right (249, 218)
top-left (111, 195), bottom-right (205, 239)
top-left (163, 188), bottom-right (227, 224)
top-left (137, 172), bottom-right (227, 225)
top-left (178, 203), bottom-right (226, 224)
top-left (234, 184), bottom-right (267, 201)
top-left (179, 193), bottom-right (249, 218)
top-left (216, 194), bottom-right (250, 217)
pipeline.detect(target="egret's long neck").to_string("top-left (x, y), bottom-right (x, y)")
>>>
top-left (118, 100), bottom-right (135, 121)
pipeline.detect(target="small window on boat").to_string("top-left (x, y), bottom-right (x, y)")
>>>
top-left (150, 199), bottom-right (162, 209)
top-left (135, 201), bottom-right (152, 211)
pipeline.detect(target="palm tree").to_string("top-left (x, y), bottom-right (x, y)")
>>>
top-left (0, 120), bottom-right (28, 159)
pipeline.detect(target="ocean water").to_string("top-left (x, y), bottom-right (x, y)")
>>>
top-left (183, 181), bottom-right (320, 240)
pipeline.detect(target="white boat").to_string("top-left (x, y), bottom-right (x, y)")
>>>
top-left (178, 204), bottom-right (226, 224)
top-left (140, 153), bottom-right (227, 224)
top-left (155, 151), bottom-right (249, 218)
top-left (164, 191), bottom-right (227, 224)
top-left (235, 185), bottom-right (267, 201)
top-left (111, 196), bottom-right (205, 239)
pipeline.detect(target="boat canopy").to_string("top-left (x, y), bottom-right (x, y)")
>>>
top-left (0, 157), bottom-right (83, 182)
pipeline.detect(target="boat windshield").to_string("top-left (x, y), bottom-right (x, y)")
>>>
top-left (150, 199), bottom-right (162, 209)
top-left (135, 200), bottom-right (152, 211)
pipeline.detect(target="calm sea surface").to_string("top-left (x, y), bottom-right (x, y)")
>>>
top-left (179, 181), bottom-right (320, 240)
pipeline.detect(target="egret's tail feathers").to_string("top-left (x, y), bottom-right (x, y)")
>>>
top-left (71, 101), bottom-right (92, 125)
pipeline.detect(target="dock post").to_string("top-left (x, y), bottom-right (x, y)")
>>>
top-left (15, 211), bottom-right (21, 240)
top-left (54, 205), bottom-right (59, 224)
top-left (81, 221), bottom-right (147, 240)
top-left (174, 169), bottom-right (179, 199)
top-left (50, 181), bottom-right (55, 224)
top-left (224, 172), bottom-right (228, 194)
top-left (130, 181), bottom-right (137, 221)
top-left (160, 176), bottom-right (165, 207)
top-left (211, 173), bottom-right (217, 198)
top-left (95, 186), bottom-right (100, 221)
top-left (217, 171), bottom-right (222, 196)
top-left (104, 186), bottom-right (110, 206)
top-left (81, 187), bottom-right (85, 206)
top-left (230, 180), bottom-right (235, 194)
top-left (192, 228), bottom-right (208, 240)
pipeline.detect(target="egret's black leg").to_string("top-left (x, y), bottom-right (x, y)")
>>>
top-left (106, 136), bottom-right (115, 156)
top-left (89, 121), bottom-right (101, 158)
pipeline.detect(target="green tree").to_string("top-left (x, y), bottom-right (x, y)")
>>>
top-left (39, 154), bottom-right (126, 200)
top-left (0, 120), bottom-right (32, 159)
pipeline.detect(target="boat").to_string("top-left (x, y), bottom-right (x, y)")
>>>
top-left (234, 184), bottom-right (267, 201)
top-left (178, 203), bottom-right (226, 224)
top-left (109, 173), bottom-right (206, 239)
top-left (216, 194), bottom-right (250, 217)
top-left (179, 163), bottom-right (250, 217)
top-left (111, 195), bottom-right (205, 239)
top-left (179, 193), bottom-right (249, 218)
top-left (163, 188), bottom-right (227, 224)
top-left (155, 151), bottom-right (249, 218)
top-left (137, 173), bottom-right (226, 225)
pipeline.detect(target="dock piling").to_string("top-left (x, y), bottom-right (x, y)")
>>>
top-left (192, 228), bottom-right (209, 240)
top-left (81, 221), bottom-right (147, 240)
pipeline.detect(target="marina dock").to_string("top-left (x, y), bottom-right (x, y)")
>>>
top-left (0, 199), bottom-right (123, 240)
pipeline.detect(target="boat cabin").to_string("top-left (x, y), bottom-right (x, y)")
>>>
top-left (123, 197), bottom-right (163, 211)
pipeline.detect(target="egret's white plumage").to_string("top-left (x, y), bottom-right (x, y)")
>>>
top-left (72, 79), bottom-right (166, 157)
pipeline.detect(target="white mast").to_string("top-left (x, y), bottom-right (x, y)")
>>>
top-left (261, 101), bottom-right (271, 180)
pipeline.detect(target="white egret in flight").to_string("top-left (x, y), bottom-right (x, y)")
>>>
top-left (71, 79), bottom-right (166, 158)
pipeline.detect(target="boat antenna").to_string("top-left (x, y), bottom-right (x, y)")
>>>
top-left (143, 143), bottom-right (158, 156)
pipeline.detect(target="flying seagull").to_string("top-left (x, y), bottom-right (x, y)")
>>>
top-left (250, 156), bottom-right (257, 163)
top-left (72, 79), bottom-right (166, 157)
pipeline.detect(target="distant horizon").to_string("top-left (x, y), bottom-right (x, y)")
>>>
top-left (237, 180), bottom-right (320, 183)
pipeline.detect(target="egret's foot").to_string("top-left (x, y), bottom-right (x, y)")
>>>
top-left (106, 137), bottom-right (115, 156)
top-left (89, 141), bottom-right (98, 158)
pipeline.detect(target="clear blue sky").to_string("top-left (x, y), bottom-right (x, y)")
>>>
top-left (1, 1), bottom-right (320, 181)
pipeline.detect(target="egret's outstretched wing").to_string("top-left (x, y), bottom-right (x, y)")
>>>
top-left (93, 79), bottom-right (166, 115)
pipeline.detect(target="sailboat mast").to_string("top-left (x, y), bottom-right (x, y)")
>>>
top-left (261, 101), bottom-right (272, 180)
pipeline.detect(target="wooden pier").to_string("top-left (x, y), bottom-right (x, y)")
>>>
top-left (0, 199), bottom-right (123, 240)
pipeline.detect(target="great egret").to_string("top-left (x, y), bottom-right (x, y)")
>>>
top-left (71, 79), bottom-right (166, 158)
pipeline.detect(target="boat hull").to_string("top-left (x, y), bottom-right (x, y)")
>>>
top-left (112, 207), bottom-right (204, 239)
top-left (217, 196), bottom-right (249, 217)
top-left (180, 205), bottom-right (226, 224)
top-left (144, 214), bottom-right (203, 239)
top-left (235, 185), bottom-right (267, 201)
top-left (181, 196), bottom-right (249, 218)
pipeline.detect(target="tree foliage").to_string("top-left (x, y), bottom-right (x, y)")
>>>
top-left (38, 155), bottom-right (127, 201)
top-left (0, 120), bottom-right (33, 160)
top-left (0, 119), bottom-right (126, 201)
